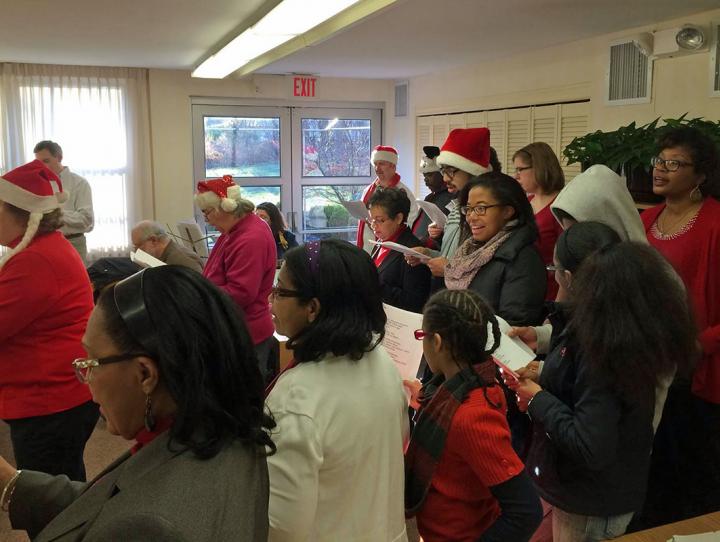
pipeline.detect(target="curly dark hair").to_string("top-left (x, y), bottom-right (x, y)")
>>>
top-left (568, 242), bottom-right (698, 406)
top-left (97, 266), bottom-right (275, 459)
top-left (367, 187), bottom-right (411, 224)
top-left (458, 171), bottom-right (538, 243)
top-left (656, 127), bottom-right (720, 199)
top-left (282, 239), bottom-right (386, 363)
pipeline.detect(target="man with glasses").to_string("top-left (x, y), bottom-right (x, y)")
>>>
top-left (356, 145), bottom-right (419, 254)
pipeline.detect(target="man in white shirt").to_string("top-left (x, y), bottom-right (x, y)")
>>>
top-left (34, 140), bottom-right (94, 263)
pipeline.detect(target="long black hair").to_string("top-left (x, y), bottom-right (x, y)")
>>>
top-left (283, 239), bottom-right (386, 363)
top-left (256, 201), bottom-right (286, 239)
top-left (569, 242), bottom-right (697, 405)
top-left (458, 171), bottom-right (538, 243)
top-left (97, 266), bottom-right (275, 459)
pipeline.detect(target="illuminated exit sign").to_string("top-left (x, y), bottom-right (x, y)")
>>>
top-left (293, 76), bottom-right (317, 97)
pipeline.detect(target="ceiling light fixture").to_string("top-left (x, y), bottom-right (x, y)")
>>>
top-left (193, 0), bottom-right (361, 79)
top-left (676, 25), bottom-right (705, 51)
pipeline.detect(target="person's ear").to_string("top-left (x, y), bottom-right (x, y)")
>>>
top-left (431, 332), bottom-right (443, 353)
top-left (563, 270), bottom-right (573, 288)
top-left (393, 212), bottom-right (404, 226)
top-left (501, 205), bottom-right (515, 221)
top-left (306, 297), bottom-right (321, 323)
top-left (137, 356), bottom-right (160, 395)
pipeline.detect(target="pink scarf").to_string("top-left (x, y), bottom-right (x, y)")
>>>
top-left (444, 225), bottom-right (515, 290)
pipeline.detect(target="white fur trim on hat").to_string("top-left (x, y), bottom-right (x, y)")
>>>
top-left (0, 176), bottom-right (65, 214)
top-left (194, 190), bottom-right (220, 211)
top-left (371, 149), bottom-right (398, 165)
top-left (419, 156), bottom-right (441, 174)
top-left (436, 150), bottom-right (490, 176)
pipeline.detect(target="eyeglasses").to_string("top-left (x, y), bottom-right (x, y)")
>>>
top-left (460, 204), bottom-right (504, 216)
top-left (651, 156), bottom-right (694, 172)
top-left (269, 286), bottom-right (303, 300)
top-left (368, 217), bottom-right (388, 225)
top-left (546, 264), bottom-right (562, 272)
top-left (440, 166), bottom-right (460, 179)
top-left (514, 166), bottom-right (533, 174)
top-left (201, 207), bottom-right (216, 217)
top-left (414, 329), bottom-right (430, 340)
top-left (72, 353), bottom-right (146, 383)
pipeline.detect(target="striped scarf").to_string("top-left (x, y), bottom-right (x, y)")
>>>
top-left (405, 361), bottom-right (497, 515)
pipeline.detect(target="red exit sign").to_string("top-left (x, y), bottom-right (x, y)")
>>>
top-left (293, 76), bottom-right (317, 97)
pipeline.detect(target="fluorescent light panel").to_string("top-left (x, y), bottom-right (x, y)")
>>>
top-left (193, 0), bottom-right (360, 79)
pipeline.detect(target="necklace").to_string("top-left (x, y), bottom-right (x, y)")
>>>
top-left (654, 203), bottom-right (701, 239)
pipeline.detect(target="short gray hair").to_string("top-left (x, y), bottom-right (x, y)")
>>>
top-left (133, 220), bottom-right (168, 242)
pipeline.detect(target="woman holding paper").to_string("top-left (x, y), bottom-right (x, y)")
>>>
top-left (509, 241), bottom-right (696, 541)
top-left (266, 239), bottom-right (408, 542)
top-left (368, 187), bottom-right (431, 312)
top-left (406, 288), bottom-right (542, 542)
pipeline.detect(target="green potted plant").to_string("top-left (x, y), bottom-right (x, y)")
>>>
top-left (562, 114), bottom-right (720, 204)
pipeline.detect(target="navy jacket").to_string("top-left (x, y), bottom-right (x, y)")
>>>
top-left (377, 228), bottom-right (431, 313)
top-left (525, 307), bottom-right (655, 516)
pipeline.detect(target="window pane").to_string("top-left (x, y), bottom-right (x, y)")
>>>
top-left (302, 184), bottom-right (366, 241)
top-left (302, 119), bottom-right (371, 177)
top-left (204, 117), bottom-right (280, 178)
top-left (238, 186), bottom-right (281, 208)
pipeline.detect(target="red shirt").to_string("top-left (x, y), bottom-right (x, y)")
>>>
top-left (642, 198), bottom-right (720, 404)
top-left (416, 386), bottom-right (525, 542)
top-left (203, 213), bottom-right (276, 345)
top-left (371, 225), bottom-right (406, 267)
top-left (0, 232), bottom-right (93, 419)
top-left (530, 195), bottom-right (562, 301)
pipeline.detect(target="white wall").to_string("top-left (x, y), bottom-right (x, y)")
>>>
top-left (147, 70), bottom-right (394, 226)
top-left (390, 7), bottom-right (720, 190)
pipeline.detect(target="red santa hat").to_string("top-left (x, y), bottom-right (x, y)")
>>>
top-left (371, 145), bottom-right (398, 165)
top-left (437, 128), bottom-right (492, 176)
top-left (195, 175), bottom-right (243, 212)
top-left (0, 160), bottom-right (67, 270)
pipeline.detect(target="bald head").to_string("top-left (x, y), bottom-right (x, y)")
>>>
top-left (131, 220), bottom-right (170, 258)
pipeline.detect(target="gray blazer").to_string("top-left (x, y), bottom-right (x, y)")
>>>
top-left (10, 432), bottom-right (269, 541)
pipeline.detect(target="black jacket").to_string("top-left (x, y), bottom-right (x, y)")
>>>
top-left (525, 306), bottom-right (655, 516)
top-left (466, 223), bottom-right (546, 326)
top-left (377, 228), bottom-right (431, 313)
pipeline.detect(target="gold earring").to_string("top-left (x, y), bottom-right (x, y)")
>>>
top-left (144, 394), bottom-right (156, 432)
top-left (690, 185), bottom-right (703, 203)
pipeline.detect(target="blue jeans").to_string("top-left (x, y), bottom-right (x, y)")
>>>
top-left (552, 507), bottom-right (634, 542)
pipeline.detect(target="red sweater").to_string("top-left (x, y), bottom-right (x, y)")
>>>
top-left (416, 386), bottom-right (525, 542)
top-left (203, 213), bottom-right (276, 345)
top-left (531, 195), bottom-right (562, 301)
top-left (642, 198), bottom-right (720, 404)
top-left (0, 232), bottom-right (93, 419)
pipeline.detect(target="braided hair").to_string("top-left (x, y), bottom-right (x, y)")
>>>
top-left (423, 289), bottom-right (502, 405)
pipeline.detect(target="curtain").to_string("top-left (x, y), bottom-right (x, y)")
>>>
top-left (0, 63), bottom-right (153, 260)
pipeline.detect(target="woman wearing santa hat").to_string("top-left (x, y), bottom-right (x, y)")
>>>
top-left (0, 160), bottom-right (98, 482)
top-left (195, 176), bottom-right (278, 382)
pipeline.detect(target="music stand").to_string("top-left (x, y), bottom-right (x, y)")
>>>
top-left (174, 220), bottom-right (210, 259)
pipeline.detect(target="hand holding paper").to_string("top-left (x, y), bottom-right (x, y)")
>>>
top-left (370, 241), bottom-right (431, 261)
top-left (340, 200), bottom-right (369, 222)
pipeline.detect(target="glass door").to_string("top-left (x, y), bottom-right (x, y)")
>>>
top-left (192, 103), bottom-right (381, 244)
top-left (290, 107), bottom-right (381, 243)
top-left (192, 105), bottom-right (292, 235)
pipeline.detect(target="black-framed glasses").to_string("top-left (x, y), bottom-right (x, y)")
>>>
top-left (651, 156), bottom-right (694, 172)
top-left (440, 166), bottom-right (459, 179)
top-left (460, 204), bottom-right (504, 216)
top-left (269, 286), bottom-right (303, 300)
top-left (72, 353), bottom-right (146, 384)
top-left (514, 166), bottom-right (533, 175)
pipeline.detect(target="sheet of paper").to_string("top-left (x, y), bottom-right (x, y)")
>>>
top-left (130, 249), bottom-right (167, 268)
top-left (382, 303), bottom-right (424, 381)
top-left (669, 533), bottom-right (720, 541)
top-left (486, 315), bottom-right (536, 374)
top-left (370, 240), bottom-right (431, 261)
top-left (416, 199), bottom-right (447, 229)
top-left (340, 200), bottom-right (369, 222)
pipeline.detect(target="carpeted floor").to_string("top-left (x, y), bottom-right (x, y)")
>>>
top-left (0, 420), bottom-right (420, 541)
